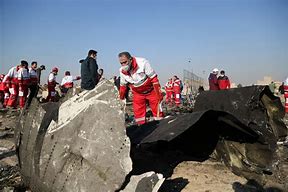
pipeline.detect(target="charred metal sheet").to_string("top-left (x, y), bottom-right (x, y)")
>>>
top-left (127, 110), bottom-right (261, 161)
top-left (193, 86), bottom-right (287, 178)
top-left (194, 85), bottom-right (287, 140)
top-left (126, 86), bottom-right (287, 179)
top-left (139, 110), bottom-right (259, 144)
top-left (120, 172), bottom-right (164, 192)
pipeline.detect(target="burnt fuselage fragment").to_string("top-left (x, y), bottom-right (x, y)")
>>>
top-left (127, 86), bottom-right (287, 181)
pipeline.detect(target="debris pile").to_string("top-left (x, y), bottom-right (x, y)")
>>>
top-left (0, 81), bottom-right (287, 191)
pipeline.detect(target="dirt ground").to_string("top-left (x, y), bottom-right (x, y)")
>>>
top-left (168, 161), bottom-right (247, 192)
top-left (0, 109), bottom-right (24, 191)
top-left (166, 160), bottom-right (287, 192)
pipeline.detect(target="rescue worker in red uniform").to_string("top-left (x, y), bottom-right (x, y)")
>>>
top-left (46, 67), bottom-right (59, 102)
top-left (0, 74), bottom-right (10, 108)
top-left (0, 74), bottom-right (6, 107)
top-left (4, 61), bottom-right (28, 108)
top-left (172, 75), bottom-right (182, 107)
top-left (217, 70), bottom-right (231, 90)
top-left (60, 71), bottom-right (81, 94)
top-left (18, 62), bottom-right (30, 108)
top-left (284, 77), bottom-right (288, 114)
top-left (165, 78), bottom-right (174, 106)
top-left (208, 68), bottom-right (219, 90)
top-left (118, 52), bottom-right (163, 125)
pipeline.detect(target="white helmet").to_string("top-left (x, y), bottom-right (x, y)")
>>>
top-left (212, 68), bottom-right (219, 72)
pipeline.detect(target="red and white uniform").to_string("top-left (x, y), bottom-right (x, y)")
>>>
top-left (47, 72), bottom-right (57, 102)
top-left (29, 67), bottom-right (38, 85)
top-left (61, 75), bottom-right (80, 89)
top-left (284, 77), bottom-right (288, 113)
top-left (0, 75), bottom-right (8, 107)
top-left (61, 76), bottom-right (74, 88)
top-left (18, 67), bottom-right (30, 108)
top-left (173, 78), bottom-right (182, 106)
top-left (119, 57), bottom-right (163, 125)
top-left (3, 66), bottom-right (20, 108)
top-left (165, 79), bottom-right (174, 105)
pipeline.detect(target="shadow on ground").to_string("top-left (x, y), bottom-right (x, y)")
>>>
top-left (233, 180), bottom-right (283, 192)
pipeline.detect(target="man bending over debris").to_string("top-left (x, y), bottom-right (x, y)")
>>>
top-left (60, 71), bottom-right (81, 94)
top-left (118, 51), bottom-right (163, 125)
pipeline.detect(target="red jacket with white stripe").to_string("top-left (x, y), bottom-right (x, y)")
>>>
top-left (0, 75), bottom-right (5, 91)
top-left (3, 66), bottom-right (20, 85)
top-left (61, 75), bottom-right (80, 88)
top-left (119, 57), bottom-right (160, 99)
top-left (173, 78), bottom-right (182, 93)
top-left (18, 67), bottom-right (30, 86)
top-left (165, 80), bottom-right (173, 92)
top-left (48, 72), bottom-right (57, 87)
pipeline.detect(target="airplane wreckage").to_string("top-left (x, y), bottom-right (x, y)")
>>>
top-left (14, 80), bottom-right (287, 191)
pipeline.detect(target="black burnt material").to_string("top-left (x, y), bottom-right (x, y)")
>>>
top-left (126, 86), bottom-right (287, 182)
top-left (194, 85), bottom-right (286, 140)
top-left (194, 85), bottom-right (287, 178)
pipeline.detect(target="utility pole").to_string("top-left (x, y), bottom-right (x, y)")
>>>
top-left (188, 58), bottom-right (193, 94)
top-left (188, 59), bottom-right (192, 74)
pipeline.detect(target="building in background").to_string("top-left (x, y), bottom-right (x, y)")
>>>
top-left (257, 76), bottom-right (274, 85)
top-left (256, 76), bottom-right (282, 95)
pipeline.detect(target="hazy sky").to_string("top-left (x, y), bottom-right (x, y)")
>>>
top-left (1, 0), bottom-right (287, 86)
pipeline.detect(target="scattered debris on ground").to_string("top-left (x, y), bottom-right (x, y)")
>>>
top-left (1, 82), bottom-right (287, 192)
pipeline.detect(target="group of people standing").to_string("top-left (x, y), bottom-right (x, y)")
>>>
top-left (0, 61), bottom-right (45, 109)
top-left (0, 49), bottom-right (105, 110)
top-left (208, 68), bottom-right (231, 90)
top-left (0, 60), bottom-right (83, 109)
top-left (283, 77), bottom-right (288, 114)
top-left (46, 67), bottom-right (82, 102)
top-left (164, 76), bottom-right (183, 107)
top-left (2, 50), bottom-right (287, 127)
